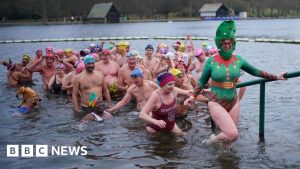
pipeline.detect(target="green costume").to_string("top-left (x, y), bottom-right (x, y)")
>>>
top-left (195, 20), bottom-right (277, 111)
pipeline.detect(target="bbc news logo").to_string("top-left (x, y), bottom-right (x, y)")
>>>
top-left (7, 145), bottom-right (88, 157)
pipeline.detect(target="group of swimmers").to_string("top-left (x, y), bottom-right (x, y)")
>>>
top-left (1, 20), bottom-right (287, 149)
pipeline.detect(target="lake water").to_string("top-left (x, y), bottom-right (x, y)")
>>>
top-left (0, 19), bottom-right (299, 169)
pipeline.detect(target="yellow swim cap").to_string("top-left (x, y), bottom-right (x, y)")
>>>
top-left (65, 48), bottom-right (72, 53)
top-left (178, 44), bottom-right (186, 52)
top-left (22, 54), bottom-right (31, 61)
top-left (169, 68), bottom-right (183, 77)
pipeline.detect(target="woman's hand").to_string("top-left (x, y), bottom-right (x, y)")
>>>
top-left (184, 96), bottom-right (195, 106)
top-left (154, 120), bottom-right (166, 128)
top-left (277, 72), bottom-right (287, 80)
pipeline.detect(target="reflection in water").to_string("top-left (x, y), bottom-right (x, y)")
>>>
top-left (217, 150), bottom-right (240, 169)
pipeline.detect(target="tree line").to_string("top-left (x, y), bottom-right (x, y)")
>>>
top-left (0, 0), bottom-right (300, 21)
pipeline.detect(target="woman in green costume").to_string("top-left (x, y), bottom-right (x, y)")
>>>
top-left (185, 20), bottom-right (286, 148)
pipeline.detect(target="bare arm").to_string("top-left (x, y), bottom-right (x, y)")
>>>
top-left (187, 62), bottom-right (196, 74)
top-left (72, 76), bottom-right (81, 113)
top-left (26, 57), bottom-right (44, 72)
top-left (15, 70), bottom-right (31, 79)
top-left (108, 87), bottom-right (133, 113)
top-left (116, 69), bottom-right (128, 91)
top-left (102, 79), bottom-right (112, 108)
top-left (47, 76), bottom-right (55, 90)
top-left (62, 73), bottom-right (72, 90)
top-left (174, 87), bottom-right (192, 97)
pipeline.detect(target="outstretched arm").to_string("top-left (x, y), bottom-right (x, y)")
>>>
top-left (108, 88), bottom-right (133, 113)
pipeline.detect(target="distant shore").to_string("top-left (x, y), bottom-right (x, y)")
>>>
top-left (0, 16), bottom-right (299, 26)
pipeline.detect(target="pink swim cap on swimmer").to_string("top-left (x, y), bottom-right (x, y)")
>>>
top-left (209, 47), bottom-right (219, 55)
top-left (75, 60), bottom-right (85, 74)
top-left (91, 53), bottom-right (98, 58)
top-left (56, 49), bottom-right (64, 55)
top-left (194, 48), bottom-right (204, 57)
top-left (159, 47), bottom-right (168, 54)
top-left (73, 50), bottom-right (79, 57)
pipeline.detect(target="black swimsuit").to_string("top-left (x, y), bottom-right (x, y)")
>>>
top-left (52, 76), bottom-right (63, 94)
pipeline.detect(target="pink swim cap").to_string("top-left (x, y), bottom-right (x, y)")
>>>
top-left (194, 48), bottom-right (204, 57)
top-left (75, 60), bottom-right (85, 74)
top-left (209, 47), bottom-right (218, 55)
top-left (56, 49), bottom-right (64, 55)
top-left (91, 53), bottom-right (99, 58)
top-left (159, 47), bottom-right (168, 54)
top-left (73, 50), bottom-right (79, 57)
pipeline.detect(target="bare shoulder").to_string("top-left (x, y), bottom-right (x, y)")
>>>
top-left (146, 80), bottom-right (159, 88)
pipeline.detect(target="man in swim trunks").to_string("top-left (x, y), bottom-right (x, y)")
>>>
top-left (114, 41), bottom-right (128, 67)
top-left (72, 55), bottom-right (112, 114)
top-left (108, 68), bottom-right (159, 113)
top-left (80, 93), bottom-right (113, 122)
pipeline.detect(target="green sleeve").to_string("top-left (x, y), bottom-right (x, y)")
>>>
top-left (198, 57), bottom-right (212, 88)
top-left (239, 55), bottom-right (277, 80)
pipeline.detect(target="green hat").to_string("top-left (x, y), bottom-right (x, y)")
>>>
top-left (215, 20), bottom-right (236, 60)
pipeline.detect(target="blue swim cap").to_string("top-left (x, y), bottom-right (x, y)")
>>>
top-left (130, 68), bottom-right (144, 78)
top-left (84, 55), bottom-right (95, 64)
top-left (145, 44), bottom-right (154, 50)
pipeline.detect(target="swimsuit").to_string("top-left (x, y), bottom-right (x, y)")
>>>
top-left (52, 76), bottom-right (65, 94)
top-left (198, 54), bottom-right (277, 112)
top-left (17, 105), bottom-right (31, 114)
top-left (147, 92), bottom-right (176, 132)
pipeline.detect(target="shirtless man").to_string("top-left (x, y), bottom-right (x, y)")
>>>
top-left (26, 53), bottom-right (56, 90)
top-left (114, 41), bottom-right (128, 67)
top-left (62, 60), bottom-right (85, 95)
top-left (5, 64), bottom-right (31, 86)
top-left (117, 51), bottom-right (151, 91)
top-left (143, 44), bottom-right (159, 77)
top-left (31, 49), bottom-right (43, 64)
top-left (95, 50), bottom-right (120, 92)
top-left (108, 68), bottom-right (159, 113)
top-left (72, 55), bottom-right (112, 114)
top-left (63, 48), bottom-right (77, 73)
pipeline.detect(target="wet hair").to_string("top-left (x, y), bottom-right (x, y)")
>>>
top-left (93, 100), bottom-right (105, 116)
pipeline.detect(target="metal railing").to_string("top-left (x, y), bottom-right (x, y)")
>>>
top-left (235, 71), bottom-right (300, 141)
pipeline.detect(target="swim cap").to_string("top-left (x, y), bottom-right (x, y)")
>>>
top-left (75, 60), bottom-right (85, 74)
top-left (145, 44), bottom-right (154, 50)
top-left (164, 52), bottom-right (174, 59)
top-left (159, 47), bottom-right (168, 54)
top-left (65, 48), bottom-right (72, 53)
top-left (72, 50), bottom-right (79, 57)
top-left (157, 72), bottom-right (175, 87)
top-left (194, 48), bottom-right (204, 57)
top-left (85, 48), bottom-right (90, 54)
top-left (91, 53), bottom-right (99, 58)
top-left (46, 47), bottom-right (54, 53)
top-left (130, 68), bottom-right (144, 78)
top-left (178, 44), bottom-right (186, 52)
top-left (56, 49), bottom-right (64, 55)
top-left (88, 92), bottom-right (98, 108)
top-left (209, 47), bottom-right (219, 55)
top-left (176, 61), bottom-right (188, 71)
top-left (159, 43), bottom-right (168, 48)
top-left (127, 50), bottom-right (138, 58)
top-left (46, 53), bottom-right (55, 58)
top-left (102, 49), bottom-right (112, 55)
top-left (169, 68), bottom-right (183, 78)
top-left (84, 55), bottom-right (95, 64)
top-left (55, 63), bottom-right (65, 70)
top-left (22, 54), bottom-right (31, 61)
